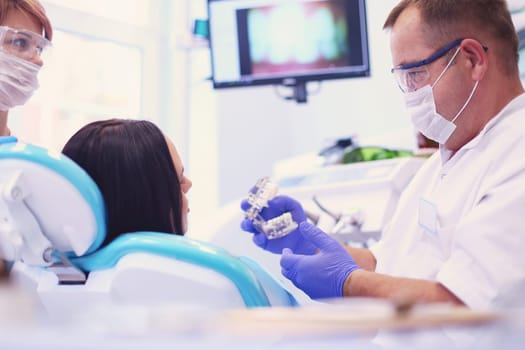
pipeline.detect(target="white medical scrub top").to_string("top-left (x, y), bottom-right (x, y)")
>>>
top-left (370, 93), bottom-right (525, 310)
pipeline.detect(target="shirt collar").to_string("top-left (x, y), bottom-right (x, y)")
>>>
top-left (440, 92), bottom-right (525, 162)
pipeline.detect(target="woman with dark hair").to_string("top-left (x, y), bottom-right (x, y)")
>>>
top-left (62, 118), bottom-right (192, 248)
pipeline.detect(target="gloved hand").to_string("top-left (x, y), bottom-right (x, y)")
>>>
top-left (240, 195), bottom-right (317, 255)
top-left (280, 222), bottom-right (361, 299)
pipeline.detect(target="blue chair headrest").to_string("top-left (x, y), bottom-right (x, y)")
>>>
top-left (0, 138), bottom-right (106, 257)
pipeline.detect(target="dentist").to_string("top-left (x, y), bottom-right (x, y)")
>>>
top-left (241, 0), bottom-right (525, 309)
top-left (0, 0), bottom-right (52, 136)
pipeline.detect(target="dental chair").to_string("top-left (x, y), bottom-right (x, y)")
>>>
top-left (0, 137), bottom-right (296, 321)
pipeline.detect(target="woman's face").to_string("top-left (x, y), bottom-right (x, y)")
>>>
top-left (2, 8), bottom-right (45, 66)
top-left (165, 136), bottom-right (192, 233)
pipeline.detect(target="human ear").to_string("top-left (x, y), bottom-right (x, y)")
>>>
top-left (460, 38), bottom-right (488, 81)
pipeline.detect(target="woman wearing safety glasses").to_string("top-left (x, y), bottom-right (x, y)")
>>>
top-left (0, 0), bottom-right (52, 136)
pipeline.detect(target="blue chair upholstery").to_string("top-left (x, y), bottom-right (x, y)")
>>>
top-left (72, 232), bottom-right (297, 307)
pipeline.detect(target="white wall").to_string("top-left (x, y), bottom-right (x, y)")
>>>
top-left (186, 0), bottom-right (415, 233)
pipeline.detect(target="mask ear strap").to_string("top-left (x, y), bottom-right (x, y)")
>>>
top-left (431, 46), bottom-right (461, 89)
top-left (451, 80), bottom-right (479, 123)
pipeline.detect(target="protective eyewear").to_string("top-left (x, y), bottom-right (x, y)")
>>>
top-left (391, 38), bottom-right (464, 93)
top-left (0, 26), bottom-right (51, 61)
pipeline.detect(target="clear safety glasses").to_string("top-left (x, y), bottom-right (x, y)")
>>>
top-left (0, 26), bottom-right (51, 62)
top-left (391, 38), bottom-right (464, 93)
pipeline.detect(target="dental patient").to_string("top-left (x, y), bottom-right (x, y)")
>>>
top-left (62, 119), bottom-right (192, 248)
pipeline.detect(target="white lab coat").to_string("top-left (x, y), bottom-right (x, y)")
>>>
top-left (370, 93), bottom-right (525, 309)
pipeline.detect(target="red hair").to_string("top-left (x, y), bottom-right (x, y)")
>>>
top-left (0, 0), bottom-right (53, 40)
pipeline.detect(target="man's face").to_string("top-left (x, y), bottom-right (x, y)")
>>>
top-left (389, 6), bottom-right (475, 136)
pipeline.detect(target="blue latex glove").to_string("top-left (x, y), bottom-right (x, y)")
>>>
top-left (240, 195), bottom-right (317, 255)
top-left (280, 222), bottom-right (361, 299)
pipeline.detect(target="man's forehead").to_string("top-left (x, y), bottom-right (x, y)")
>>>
top-left (389, 7), bottom-right (435, 65)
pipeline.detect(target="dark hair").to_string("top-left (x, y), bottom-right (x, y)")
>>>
top-left (62, 119), bottom-right (184, 247)
top-left (383, 0), bottom-right (519, 75)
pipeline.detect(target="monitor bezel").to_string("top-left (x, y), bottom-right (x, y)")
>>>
top-left (207, 0), bottom-right (370, 89)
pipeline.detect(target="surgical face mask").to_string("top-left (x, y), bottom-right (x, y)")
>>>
top-left (403, 47), bottom-right (479, 144)
top-left (0, 50), bottom-right (41, 111)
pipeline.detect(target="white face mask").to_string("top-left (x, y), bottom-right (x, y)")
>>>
top-left (0, 50), bottom-right (41, 111)
top-left (403, 47), bottom-right (479, 144)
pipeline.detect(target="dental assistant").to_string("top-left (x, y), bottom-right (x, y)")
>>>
top-left (0, 0), bottom-right (52, 136)
top-left (241, 0), bottom-right (525, 309)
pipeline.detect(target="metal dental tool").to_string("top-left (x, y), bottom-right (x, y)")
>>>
top-left (312, 196), bottom-right (365, 245)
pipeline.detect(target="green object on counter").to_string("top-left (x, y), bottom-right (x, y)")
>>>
top-left (342, 146), bottom-right (413, 164)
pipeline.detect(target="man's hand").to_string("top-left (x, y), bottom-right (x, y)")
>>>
top-left (240, 195), bottom-right (317, 255)
top-left (280, 222), bottom-right (361, 299)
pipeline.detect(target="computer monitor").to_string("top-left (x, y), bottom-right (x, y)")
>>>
top-left (207, 0), bottom-right (370, 102)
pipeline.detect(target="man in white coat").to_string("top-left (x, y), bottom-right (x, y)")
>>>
top-left (241, 0), bottom-right (525, 309)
